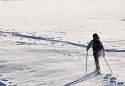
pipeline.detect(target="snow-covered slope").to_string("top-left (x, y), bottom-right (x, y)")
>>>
top-left (0, 0), bottom-right (125, 86)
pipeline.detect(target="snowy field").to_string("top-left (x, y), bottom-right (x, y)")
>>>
top-left (0, 0), bottom-right (125, 86)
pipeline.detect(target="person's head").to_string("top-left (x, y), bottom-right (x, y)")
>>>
top-left (93, 33), bottom-right (100, 40)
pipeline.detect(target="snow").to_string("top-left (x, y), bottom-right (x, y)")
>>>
top-left (0, 0), bottom-right (125, 86)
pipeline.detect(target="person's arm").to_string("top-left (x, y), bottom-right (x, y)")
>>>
top-left (102, 47), bottom-right (105, 57)
top-left (86, 40), bottom-right (93, 51)
top-left (101, 42), bottom-right (105, 57)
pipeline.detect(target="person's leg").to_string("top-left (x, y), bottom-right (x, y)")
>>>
top-left (94, 52), bottom-right (101, 74)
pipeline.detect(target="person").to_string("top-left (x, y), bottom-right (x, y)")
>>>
top-left (86, 33), bottom-right (105, 74)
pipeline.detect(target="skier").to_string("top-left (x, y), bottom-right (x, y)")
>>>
top-left (86, 33), bottom-right (105, 74)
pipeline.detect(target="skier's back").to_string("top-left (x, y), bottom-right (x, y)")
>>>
top-left (86, 33), bottom-right (105, 74)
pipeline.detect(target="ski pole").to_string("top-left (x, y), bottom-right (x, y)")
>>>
top-left (85, 51), bottom-right (88, 75)
top-left (103, 56), bottom-right (112, 73)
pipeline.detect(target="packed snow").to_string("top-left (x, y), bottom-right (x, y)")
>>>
top-left (0, 0), bottom-right (125, 86)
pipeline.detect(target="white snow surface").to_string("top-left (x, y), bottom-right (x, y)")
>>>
top-left (0, 0), bottom-right (125, 86)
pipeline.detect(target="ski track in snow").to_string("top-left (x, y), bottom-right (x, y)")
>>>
top-left (0, 30), bottom-right (125, 53)
top-left (64, 72), bottom-right (124, 86)
top-left (0, 30), bottom-right (125, 86)
top-left (0, 0), bottom-right (125, 85)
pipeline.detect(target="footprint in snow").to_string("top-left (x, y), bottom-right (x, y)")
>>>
top-left (0, 76), bottom-right (17, 86)
top-left (1, 79), bottom-right (8, 81)
top-left (103, 74), bottom-right (124, 86)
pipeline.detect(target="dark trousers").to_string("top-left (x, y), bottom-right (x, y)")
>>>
top-left (93, 52), bottom-right (100, 72)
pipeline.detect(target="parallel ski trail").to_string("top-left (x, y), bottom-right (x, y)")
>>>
top-left (64, 71), bottom-right (97, 86)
